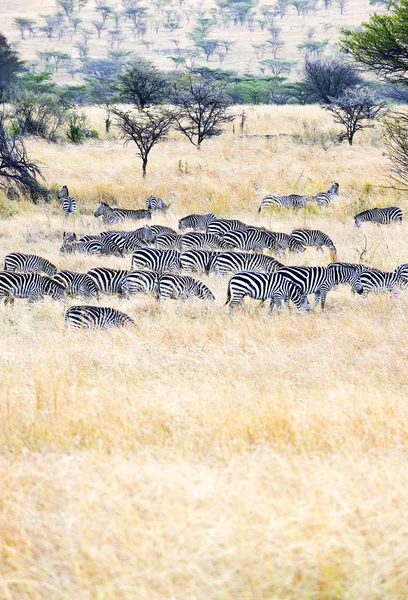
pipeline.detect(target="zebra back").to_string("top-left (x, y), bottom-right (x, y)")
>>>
top-left (53, 271), bottom-right (99, 299)
top-left (180, 250), bottom-right (218, 274)
top-left (354, 207), bottom-right (403, 227)
top-left (211, 252), bottom-right (283, 276)
top-left (156, 274), bottom-right (215, 301)
top-left (180, 232), bottom-right (222, 251)
top-left (206, 219), bottom-right (247, 235)
top-left (0, 272), bottom-right (65, 303)
top-left (156, 232), bottom-right (183, 249)
top-left (178, 213), bottom-right (216, 231)
top-left (131, 248), bottom-right (181, 271)
top-left (87, 268), bottom-right (129, 294)
top-left (120, 271), bottom-right (159, 296)
top-left (4, 253), bottom-right (58, 276)
top-left (65, 306), bottom-right (134, 329)
top-left (146, 195), bottom-right (169, 212)
top-left (359, 270), bottom-right (407, 294)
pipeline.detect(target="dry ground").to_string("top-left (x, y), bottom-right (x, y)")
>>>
top-left (0, 106), bottom-right (408, 599)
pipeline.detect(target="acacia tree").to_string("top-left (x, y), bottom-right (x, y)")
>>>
top-left (173, 76), bottom-right (234, 149)
top-left (324, 87), bottom-right (386, 145)
top-left (302, 58), bottom-right (362, 103)
top-left (111, 107), bottom-right (176, 177)
top-left (115, 60), bottom-right (170, 108)
top-left (13, 18), bottom-right (36, 39)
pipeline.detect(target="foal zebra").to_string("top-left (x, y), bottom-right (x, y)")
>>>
top-left (206, 219), bottom-right (247, 236)
top-left (290, 229), bottom-right (337, 256)
top-left (155, 274), bottom-right (215, 301)
top-left (0, 272), bottom-right (66, 304)
top-left (354, 207), bottom-right (403, 227)
top-left (225, 271), bottom-right (308, 314)
top-left (131, 248), bottom-right (181, 271)
top-left (87, 268), bottom-right (129, 295)
top-left (179, 250), bottom-right (218, 274)
top-left (120, 271), bottom-right (158, 298)
top-left (210, 252), bottom-right (283, 276)
top-left (146, 195), bottom-right (169, 212)
top-left (53, 271), bottom-right (99, 299)
top-left (4, 253), bottom-right (58, 276)
top-left (178, 213), bottom-right (216, 231)
top-left (359, 270), bottom-right (408, 295)
top-left (180, 232), bottom-right (223, 251)
top-left (65, 306), bottom-right (134, 329)
top-left (94, 202), bottom-right (152, 225)
top-left (58, 185), bottom-right (76, 214)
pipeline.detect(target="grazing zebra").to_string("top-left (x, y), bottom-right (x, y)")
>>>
top-left (60, 238), bottom-right (123, 257)
top-left (225, 271), bottom-right (309, 314)
top-left (210, 252), bottom-right (283, 276)
top-left (146, 195), bottom-right (169, 212)
top-left (206, 219), bottom-right (247, 236)
top-left (94, 202), bottom-right (152, 225)
top-left (395, 263), bottom-right (408, 281)
top-left (65, 229), bottom-right (149, 253)
top-left (290, 229), bottom-right (336, 256)
top-left (328, 262), bottom-right (381, 274)
top-left (314, 182), bottom-right (339, 207)
top-left (359, 270), bottom-right (407, 295)
top-left (149, 225), bottom-right (178, 239)
top-left (87, 268), bottom-right (129, 295)
top-left (354, 207), bottom-right (403, 227)
top-left (131, 248), bottom-right (181, 272)
top-left (53, 271), bottom-right (99, 299)
top-left (180, 232), bottom-right (223, 251)
top-left (0, 272), bottom-right (66, 304)
top-left (120, 271), bottom-right (159, 298)
top-left (4, 253), bottom-right (58, 276)
top-left (220, 228), bottom-right (276, 253)
top-left (58, 185), bottom-right (76, 214)
top-left (156, 274), bottom-right (215, 301)
top-left (155, 232), bottom-right (183, 249)
top-left (178, 213), bottom-right (216, 231)
top-left (180, 250), bottom-right (218, 274)
top-left (278, 265), bottom-right (363, 310)
top-left (65, 306), bottom-right (134, 329)
top-left (258, 193), bottom-right (310, 213)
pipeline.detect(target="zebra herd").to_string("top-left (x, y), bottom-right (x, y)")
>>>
top-left (1, 184), bottom-right (406, 329)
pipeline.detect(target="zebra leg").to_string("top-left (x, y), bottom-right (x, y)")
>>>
top-left (313, 292), bottom-right (321, 308)
top-left (320, 291), bottom-right (329, 310)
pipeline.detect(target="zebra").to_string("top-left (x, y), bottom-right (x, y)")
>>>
top-left (395, 263), bottom-right (408, 281)
top-left (120, 271), bottom-right (159, 298)
top-left (149, 225), bottom-right (178, 240)
top-left (4, 253), bottom-right (58, 276)
top-left (314, 182), bottom-right (339, 207)
top-left (87, 268), bottom-right (129, 295)
top-left (180, 250), bottom-right (218, 274)
top-left (220, 228), bottom-right (277, 253)
top-left (206, 219), bottom-right (247, 236)
top-left (64, 229), bottom-right (149, 253)
top-left (58, 185), bottom-right (76, 214)
top-left (180, 232), bottom-right (223, 251)
top-left (65, 306), bottom-right (134, 329)
top-left (328, 262), bottom-right (381, 274)
top-left (210, 252), bottom-right (283, 276)
top-left (225, 271), bottom-right (309, 314)
top-left (131, 248), bottom-right (181, 272)
top-left (155, 232), bottom-right (183, 249)
top-left (354, 207), bottom-right (403, 227)
top-left (258, 193), bottom-right (310, 213)
top-left (0, 272), bottom-right (66, 305)
top-left (278, 265), bottom-right (363, 310)
top-left (178, 213), bottom-right (216, 231)
top-left (359, 270), bottom-right (408, 295)
top-left (60, 238), bottom-right (123, 257)
top-left (290, 229), bottom-right (337, 256)
top-left (94, 202), bottom-right (152, 225)
top-left (155, 274), bottom-right (215, 301)
top-left (53, 271), bottom-right (99, 299)
top-left (146, 195), bottom-right (169, 212)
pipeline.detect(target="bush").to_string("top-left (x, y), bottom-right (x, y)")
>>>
top-left (66, 113), bottom-right (99, 144)
top-left (11, 91), bottom-right (70, 142)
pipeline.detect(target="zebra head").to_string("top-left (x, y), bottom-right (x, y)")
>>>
top-left (60, 243), bottom-right (75, 254)
top-left (288, 237), bottom-right (305, 254)
top-left (329, 182), bottom-right (339, 194)
top-left (44, 278), bottom-right (67, 302)
top-left (178, 217), bottom-right (189, 230)
top-left (141, 225), bottom-right (156, 244)
top-left (394, 263), bottom-right (408, 281)
top-left (349, 271), bottom-right (364, 295)
top-left (94, 202), bottom-right (110, 218)
top-left (196, 281), bottom-right (215, 301)
top-left (354, 214), bottom-right (362, 228)
top-left (58, 185), bottom-right (69, 199)
top-left (63, 231), bottom-right (77, 244)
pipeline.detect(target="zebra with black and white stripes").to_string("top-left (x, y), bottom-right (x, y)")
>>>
top-left (58, 185), bottom-right (76, 214)
top-left (149, 225), bottom-right (177, 239)
top-left (258, 193), bottom-right (310, 213)
top-left (210, 252), bottom-right (283, 276)
top-left (120, 271), bottom-right (159, 298)
top-left (395, 263), bottom-right (408, 281)
top-left (53, 271), bottom-right (99, 299)
top-left (60, 238), bottom-right (123, 257)
top-left (278, 265), bottom-right (363, 310)
top-left (146, 195), bottom-right (169, 212)
top-left (0, 272), bottom-right (66, 304)
top-left (131, 248), bottom-right (181, 272)
top-left (155, 274), bottom-right (215, 301)
top-left (65, 306), bottom-right (134, 329)
top-left (354, 207), bottom-right (403, 227)
top-left (94, 202), bottom-right (152, 225)
top-left (87, 268), bottom-right (129, 295)
top-left (179, 250), bottom-right (218, 274)
top-left (206, 219), bottom-right (247, 236)
top-left (220, 228), bottom-right (276, 253)
top-left (225, 271), bottom-right (309, 314)
top-left (359, 270), bottom-right (408, 295)
top-left (313, 182), bottom-right (339, 207)
top-left (178, 213), bottom-right (216, 231)
top-left (180, 232), bottom-right (223, 251)
top-left (290, 229), bottom-right (337, 256)
top-left (155, 232), bottom-right (183, 249)
top-left (4, 253), bottom-right (58, 276)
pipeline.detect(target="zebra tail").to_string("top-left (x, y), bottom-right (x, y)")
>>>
top-left (154, 275), bottom-right (161, 300)
top-left (257, 204), bottom-right (262, 214)
top-left (224, 280), bottom-right (232, 305)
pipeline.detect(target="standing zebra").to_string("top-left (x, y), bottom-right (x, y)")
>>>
top-left (4, 253), bottom-right (58, 276)
top-left (354, 207), bottom-right (403, 227)
top-left (278, 265), bottom-right (363, 310)
top-left (87, 268), bottom-right (129, 295)
top-left (395, 264), bottom-right (408, 281)
top-left (155, 232), bottom-right (183, 249)
top-left (146, 195), bottom-right (169, 212)
top-left (155, 274), bottom-right (215, 301)
top-left (359, 270), bottom-right (407, 295)
top-left (225, 271), bottom-right (309, 314)
top-left (53, 271), bottom-right (99, 299)
top-left (65, 306), bottom-right (134, 329)
top-left (94, 202), bottom-right (152, 225)
top-left (210, 252), bottom-right (283, 276)
top-left (258, 193), bottom-right (310, 213)
top-left (290, 229), bottom-right (337, 256)
top-left (120, 271), bottom-right (159, 298)
top-left (180, 250), bottom-right (218, 274)
top-left (206, 219), bottom-right (247, 236)
top-left (180, 232), bottom-right (223, 251)
top-left (178, 213), bottom-right (216, 231)
top-left (220, 228), bottom-right (276, 253)
top-left (314, 182), bottom-right (339, 207)
top-left (131, 248), bottom-right (181, 271)
top-left (0, 272), bottom-right (66, 304)
top-left (58, 185), bottom-right (76, 214)
top-left (149, 225), bottom-right (178, 239)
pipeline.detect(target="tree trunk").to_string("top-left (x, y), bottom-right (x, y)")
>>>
top-left (142, 159), bottom-right (147, 177)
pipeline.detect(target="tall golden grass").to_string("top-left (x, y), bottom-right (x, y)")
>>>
top-left (0, 106), bottom-right (408, 599)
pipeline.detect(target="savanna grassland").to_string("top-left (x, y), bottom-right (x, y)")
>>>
top-left (1, 106), bottom-right (408, 599)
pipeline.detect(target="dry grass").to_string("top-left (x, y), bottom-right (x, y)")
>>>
top-left (1, 106), bottom-right (408, 599)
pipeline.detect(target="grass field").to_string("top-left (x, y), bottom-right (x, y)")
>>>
top-left (1, 106), bottom-right (408, 599)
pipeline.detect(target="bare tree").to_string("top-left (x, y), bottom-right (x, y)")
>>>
top-left (111, 107), bottom-right (176, 177)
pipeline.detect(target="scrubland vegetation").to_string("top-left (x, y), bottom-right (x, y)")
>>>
top-left (0, 106), bottom-right (408, 598)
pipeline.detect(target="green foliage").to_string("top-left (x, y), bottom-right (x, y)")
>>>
top-left (115, 60), bottom-right (170, 109)
top-left (0, 33), bottom-right (25, 101)
top-left (11, 91), bottom-right (70, 141)
top-left (66, 113), bottom-right (99, 144)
